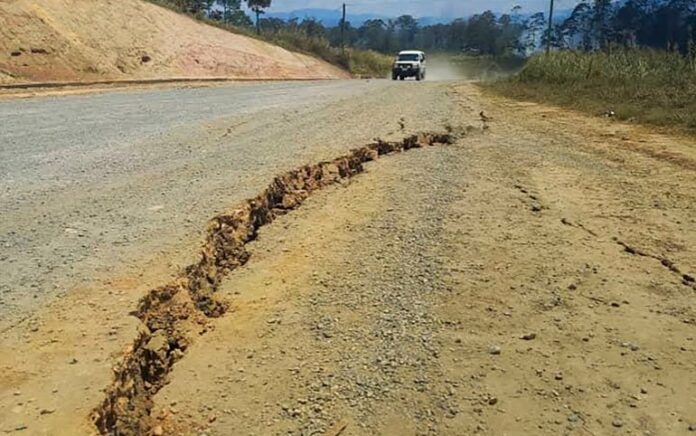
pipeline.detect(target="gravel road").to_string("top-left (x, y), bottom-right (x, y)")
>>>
top-left (0, 80), bottom-right (451, 330)
top-left (152, 86), bottom-right (696, 435)
top-left (1, 80), bottom-right (694, 435)
top-left (0, 80), bottom-right (454, 435)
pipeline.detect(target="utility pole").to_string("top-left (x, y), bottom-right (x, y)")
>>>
top-left (545, 0), bottom-right (555, 54)
top-left (341, 3), bottom-right (347, 54)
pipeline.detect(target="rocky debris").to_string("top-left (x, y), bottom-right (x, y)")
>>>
top-left (621, 341), bottom-right (640, 351)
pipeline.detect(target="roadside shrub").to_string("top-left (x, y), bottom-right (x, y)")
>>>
top-left (518, 49), bottom-right (696, 86)
top-left (346, 49), bottom-right (393, 78)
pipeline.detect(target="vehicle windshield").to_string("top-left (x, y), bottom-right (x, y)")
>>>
top-left (398, 54), bottom-right (420, 62)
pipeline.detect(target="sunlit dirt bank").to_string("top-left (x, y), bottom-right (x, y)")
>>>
top-left (0, 0), bottom-right (346, 85)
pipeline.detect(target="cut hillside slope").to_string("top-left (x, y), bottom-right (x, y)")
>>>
top-left (0, 0), bottom-right (348, 84)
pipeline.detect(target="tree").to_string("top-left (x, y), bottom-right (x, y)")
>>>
top-left (523, 12), bottom-right (547, 53)
top-left (448, 18), bottom-right (468, 51)
top-left (299, 18), bottom-right (327, 39)
top-left (259, 17), bottom-right (287, 34)
top-left (246, 0), bottom-right (271, 34)
top-left (593, 0), bottom-right (615, 49)
top-left (395, 15), bottom-right (419, 48)
top-left (357, 19), bottom-right (387, 51)
top-left (495, 14), bottom-right (524, 54)
top-left (465, 11), bottom-right (499, 54)
top-left (558, 1), bottom-right (592, 49)
top-left (218, 0), bottom-right (251, 26)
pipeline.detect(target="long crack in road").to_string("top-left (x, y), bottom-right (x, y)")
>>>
top-left (1, 81), bottom-right (695, 435)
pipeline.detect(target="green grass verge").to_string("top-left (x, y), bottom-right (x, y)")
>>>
top-left (484, 49), bottom-right (696, 133)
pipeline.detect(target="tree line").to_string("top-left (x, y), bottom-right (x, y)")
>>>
top-left (155, 0), bottom-right (695, 57)
top-left (156, 0), bottom-right (271, 31)
top-left (552, 0), bottom-right (695, 54)
top-left (153, 0), bottom-right (525, 55)
top-left (259, 12), bottom-right (526, 56)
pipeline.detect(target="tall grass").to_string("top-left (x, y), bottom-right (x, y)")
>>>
top-left (489, 49), bottom-right (696, 132)
top-left (345, 49), bottom-right (394, 78)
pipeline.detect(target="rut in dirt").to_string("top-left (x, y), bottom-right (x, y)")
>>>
top-left (92, 131), bottom-right (455, 435)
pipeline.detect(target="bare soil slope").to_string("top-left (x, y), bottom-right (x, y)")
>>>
top-left (0, 0), bottom-right (347, 84)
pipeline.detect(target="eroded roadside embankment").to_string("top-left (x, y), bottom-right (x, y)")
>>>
top-left (92, 131), bottom-right (454, 435)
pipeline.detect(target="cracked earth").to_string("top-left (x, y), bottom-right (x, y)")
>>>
top-left (1, 81), bottom-right (695, 435)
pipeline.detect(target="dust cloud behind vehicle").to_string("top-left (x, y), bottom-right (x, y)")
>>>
top-left (416, 54), bottom-right (525, 82)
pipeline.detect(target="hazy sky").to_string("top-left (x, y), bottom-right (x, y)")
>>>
top-left (268, 0), bottom-right (583, 17)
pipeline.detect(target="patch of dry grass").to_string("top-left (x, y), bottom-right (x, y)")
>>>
top-left (486, 49), bottom-right (696, 133)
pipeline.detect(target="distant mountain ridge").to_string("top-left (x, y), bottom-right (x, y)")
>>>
top-left (265, 7), bottom-right (573, 27)
top-left (266, 8), bottom-right (453, 26)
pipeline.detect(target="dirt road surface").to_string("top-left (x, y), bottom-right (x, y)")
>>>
top-left (1, 80), bottom-right (695, 435)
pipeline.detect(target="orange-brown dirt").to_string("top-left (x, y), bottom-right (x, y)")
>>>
top-left (0, 0), bottom-right (348, 85)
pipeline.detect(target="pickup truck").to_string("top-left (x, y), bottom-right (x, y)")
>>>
top-left (392, 50), bottom-right (426, 81)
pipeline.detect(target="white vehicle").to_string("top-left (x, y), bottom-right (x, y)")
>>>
top-left (392, 50), bottom-right (426, 81)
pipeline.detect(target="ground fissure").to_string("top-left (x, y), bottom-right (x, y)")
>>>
top-left (92, 131), bottom-right (454, 435)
